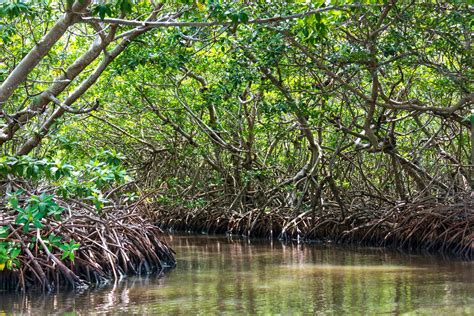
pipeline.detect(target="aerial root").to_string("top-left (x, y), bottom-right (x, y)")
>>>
top-left (154, 197), bottom-right (473, 259)
top-left (0, 204), bottom-right (176, 292)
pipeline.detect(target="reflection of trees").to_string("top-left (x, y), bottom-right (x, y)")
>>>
top-left (3, 236), bottom-right (472, 314)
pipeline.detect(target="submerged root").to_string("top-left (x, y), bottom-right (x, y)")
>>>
top-left (0, 205), bottom-right (176, 292)
top-left (154, 196), bottom-right (473, 260)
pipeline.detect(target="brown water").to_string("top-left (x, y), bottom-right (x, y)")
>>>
top-left (0, 234), bottom-right (473, 315)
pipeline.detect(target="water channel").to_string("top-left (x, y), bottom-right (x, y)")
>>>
top-left (1, 234), bottom-right (473, 315)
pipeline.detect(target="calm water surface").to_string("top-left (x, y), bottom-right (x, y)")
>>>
top-left (0, 234), bottom-right (473, 315)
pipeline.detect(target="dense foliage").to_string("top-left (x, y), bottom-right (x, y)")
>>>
top-left (0, 0), bottom-right (472, 278)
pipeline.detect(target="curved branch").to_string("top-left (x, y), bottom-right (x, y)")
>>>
top-left (48, 94), bottom-right (99, 114)
top-left (81, 5), bottom-right (363, 28)
top-left (0, 0), bottom-right (91, 110)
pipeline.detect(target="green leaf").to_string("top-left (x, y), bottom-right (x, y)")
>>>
top-left (9, 248), bottom-right (21, 259)
top-left (32, 219), bottom-right (43, 229)
top-left (8, 196), bottom-right (18, 210)
top-left (117, 0), bottom-right (133, 14)
top-left (93, 3), bottom-right (112, 20)
top-left (0, 227), bottom-right (9, 238)
top-left (239, 12), bottom-right (249, 24)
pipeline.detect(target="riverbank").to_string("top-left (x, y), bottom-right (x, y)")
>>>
top-left (153, 196), bottom-right (473, 260)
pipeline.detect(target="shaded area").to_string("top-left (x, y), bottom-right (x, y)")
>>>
top-left (1, 234), bottom-right (473, 315)
top-left (155, 196), bottom-right (474, 259)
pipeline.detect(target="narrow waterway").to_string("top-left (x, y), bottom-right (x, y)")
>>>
top-left (1, 234), bottom-right (473, 315)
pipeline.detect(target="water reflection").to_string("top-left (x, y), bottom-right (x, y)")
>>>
top-left (0, 234), bottom-right (473, 315)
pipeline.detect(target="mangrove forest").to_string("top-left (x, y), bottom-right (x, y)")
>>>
top-left (0, 0), bottom-right (473, 312)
